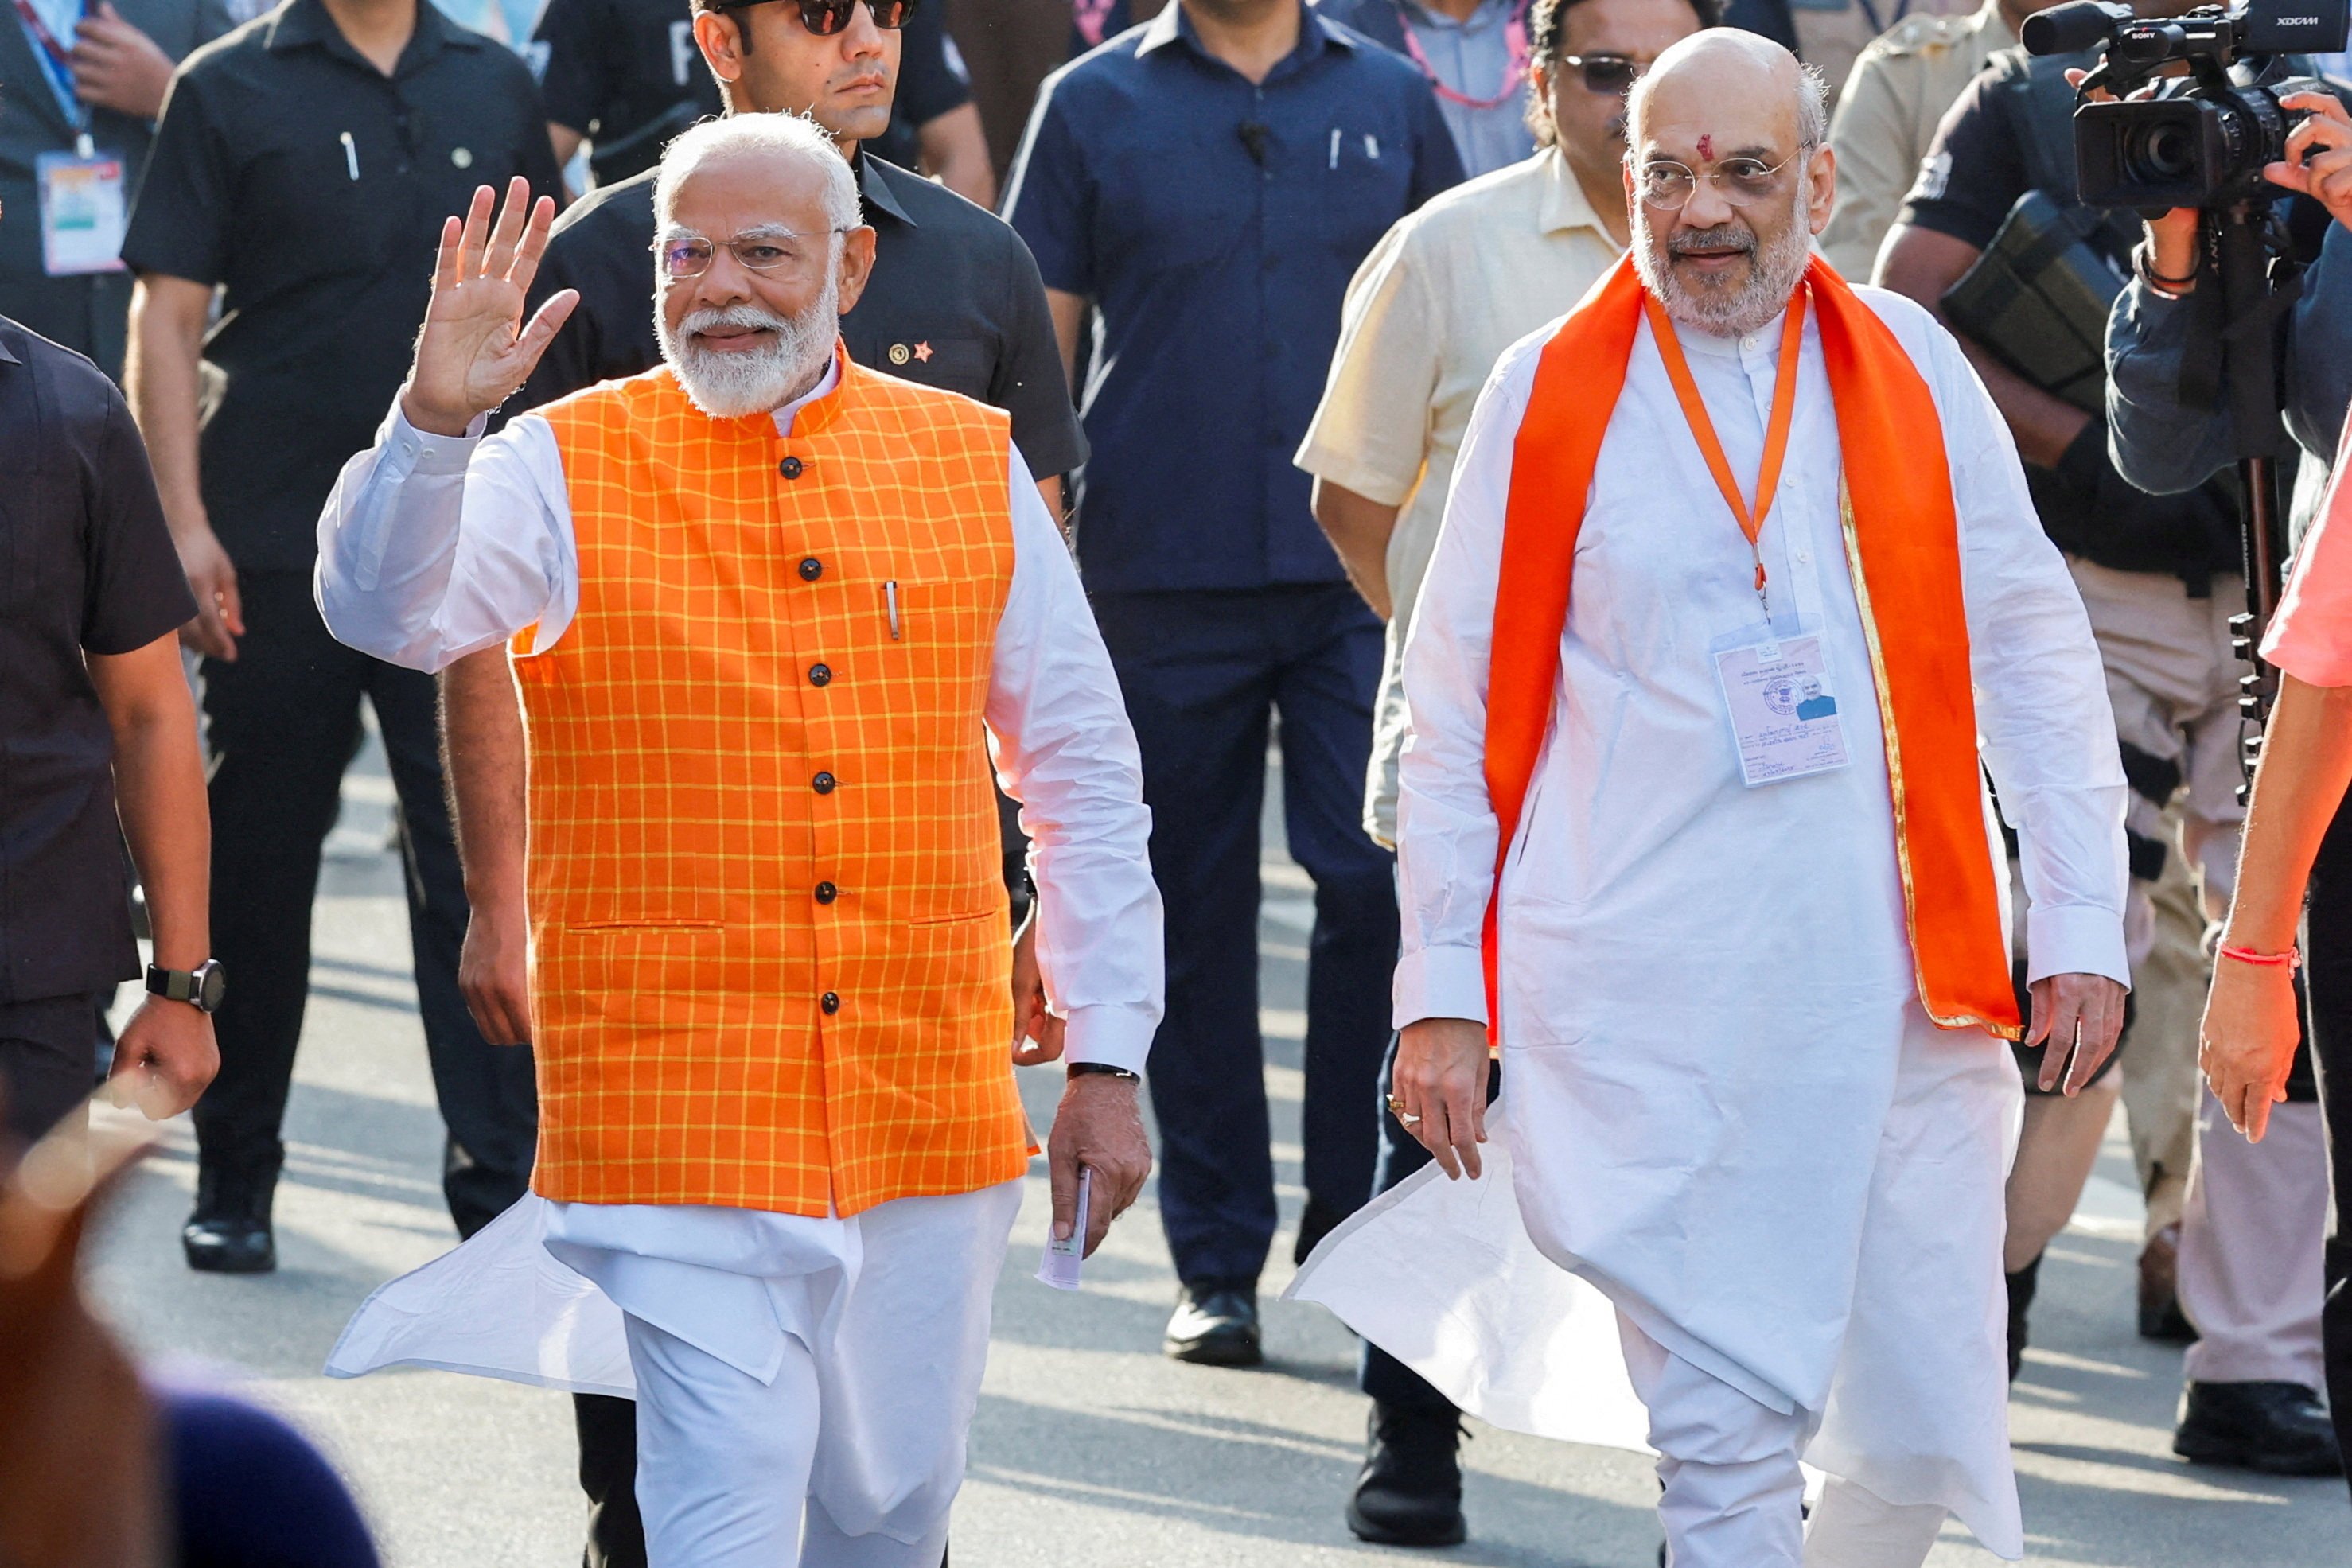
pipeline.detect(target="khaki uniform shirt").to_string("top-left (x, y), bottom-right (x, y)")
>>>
top-left (1294, 148), bottom-right (1620, 845)
top-left (1819, 0), bottom-right (2015, 281)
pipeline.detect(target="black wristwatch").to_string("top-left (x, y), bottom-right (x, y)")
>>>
top-left (1066, 1060), bottom-right (1141, 1083)
top-left (147, 959), bottom-right (227, 1014)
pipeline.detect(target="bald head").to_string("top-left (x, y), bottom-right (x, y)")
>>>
top-left (1621, 29), bottom-right (1834, 337)
top-left (1626, 29), bottom-right (1826, 161)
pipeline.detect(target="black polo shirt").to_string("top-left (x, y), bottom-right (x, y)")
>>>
top-left (532, 0), bottom-right (723, 181)
top-left (0, 316), bottom-right (197, 1003)
top-left (121, 0), bottom-right (562, 574)
top-left (514, 149), bottom-right (1085, 478)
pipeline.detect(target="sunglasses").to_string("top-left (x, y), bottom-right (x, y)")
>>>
top-left (713, 0), bottom-right (917, 36)
top-left (1557, 53), bottom-right (1645, 93)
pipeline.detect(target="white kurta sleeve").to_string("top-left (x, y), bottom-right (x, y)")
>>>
top-left (314, 401), bottom-right (578, 673)
top-left (1390, 337), bottom-right (1544, 1029)
top-left (983, 447), bottom-right (1166, 1075)
top-left (1929, 328), bottom-right (2132, 987)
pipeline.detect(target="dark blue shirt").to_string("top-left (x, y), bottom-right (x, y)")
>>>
top-left (1006, 4), bottom-right (1461, 593)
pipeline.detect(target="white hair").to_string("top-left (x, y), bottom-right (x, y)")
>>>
top-left (651, 114), bottom-right (855, 420)
top-left (652, 111), bottom-right (861, 235)
top-left (1625, 56), bottom-right (1831, 154)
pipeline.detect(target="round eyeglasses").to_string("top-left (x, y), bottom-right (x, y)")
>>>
top-left (1634, 151), bottom-right (1803, 211)
top-left (656, 227), bottom-right (851, 281)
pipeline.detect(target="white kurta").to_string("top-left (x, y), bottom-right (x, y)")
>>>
top-left (314, 364), bottom-right (1163, 1405)
top-left (1290, 287), bottom-right (2127, 1561)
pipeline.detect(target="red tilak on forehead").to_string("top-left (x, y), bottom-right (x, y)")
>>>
top-left (1698, 133), bottom-right (1713, 160)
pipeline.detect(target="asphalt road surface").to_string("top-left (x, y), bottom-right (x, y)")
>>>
top-left (82, 726), bottom-right (2344, 1566)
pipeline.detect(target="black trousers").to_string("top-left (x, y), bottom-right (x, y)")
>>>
top-left (0, 993), bottom-right (105, 1146)
top-left (2305, 791), bottom-right (2352, 1485)
top-left (1359, 1032), bottom-right (1502, 1412)
top-left (1090, 585), bottom-right (1400, 1287)
top-left (191, 572), bottom-right (536, 1238)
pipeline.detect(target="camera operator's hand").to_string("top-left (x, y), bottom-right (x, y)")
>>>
top-left (2066, 67), bottom-right (2201, 288)
top-left (2265, 91), bottom-right (2352, 232)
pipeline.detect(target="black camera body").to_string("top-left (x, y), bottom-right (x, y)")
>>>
top-left (2023, 0), bottom-right (2349, 208)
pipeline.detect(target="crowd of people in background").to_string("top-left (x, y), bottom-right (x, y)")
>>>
top-left (2, 0), bottom-right (2351, 1561)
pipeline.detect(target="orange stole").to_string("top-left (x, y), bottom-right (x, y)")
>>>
top-left (519, 355), bottom-right (1029, 1216)
top-left (1483, 254), bottom-right (2020, 1041)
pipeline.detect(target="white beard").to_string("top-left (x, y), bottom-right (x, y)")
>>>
top-left (1633, 170), bottom-right (1813, 339)
top-left (657, 275), bottom-right (839, 420)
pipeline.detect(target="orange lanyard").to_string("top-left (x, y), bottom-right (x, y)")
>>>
top-left (1643, 287), bottom-right (1808, 620)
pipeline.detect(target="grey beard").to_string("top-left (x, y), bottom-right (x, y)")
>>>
top-left (658, 278), bottom-right (839, 421)
top-left (1633, 173), bottom-right (1813, 340)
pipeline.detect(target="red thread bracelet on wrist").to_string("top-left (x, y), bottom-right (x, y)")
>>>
top-left (2218, 942), bottom-right (2301, 970)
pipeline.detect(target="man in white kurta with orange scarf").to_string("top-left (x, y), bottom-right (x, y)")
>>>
top-left (1290, 31), bottom-right (2128, 1568)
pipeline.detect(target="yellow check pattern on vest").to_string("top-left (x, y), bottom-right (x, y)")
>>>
top-left (520, 355), bottom-right (1026, 1216)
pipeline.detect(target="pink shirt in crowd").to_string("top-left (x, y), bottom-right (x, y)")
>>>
top-left (2263, 413), bottom-right (2352, 688)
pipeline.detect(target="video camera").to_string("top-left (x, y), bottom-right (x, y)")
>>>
top-left (2023, 0), bottom-right (2348, 208)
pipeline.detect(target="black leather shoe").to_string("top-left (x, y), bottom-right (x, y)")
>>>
top-left (183, 1169), bottom-right (277, 1274)
top-left (2175, 1381), bottom-right (2344, 1477)
top-left (1346, 1402), bottom-right (1466, 1547)
top-left (1164, 1282), bottom-right (1261, 1366)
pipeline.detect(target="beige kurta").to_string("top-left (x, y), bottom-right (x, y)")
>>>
top-left (1819, 0), bottom-right (2017, 280)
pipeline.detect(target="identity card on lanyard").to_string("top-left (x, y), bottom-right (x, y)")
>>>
top-left (14, 0), bottom-right (127, 275)
top-left (1646, 288), bottom-right (1850, 788)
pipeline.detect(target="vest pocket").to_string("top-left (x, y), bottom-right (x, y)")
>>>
top-left (907, 903), bottom-right (1005, 929)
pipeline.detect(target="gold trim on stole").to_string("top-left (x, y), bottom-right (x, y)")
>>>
top-left (1838, 477), bottom-right (2024, 1042)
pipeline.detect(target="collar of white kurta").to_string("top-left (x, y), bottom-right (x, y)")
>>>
top-left (1479, 252), bottom-right (2023, 1043)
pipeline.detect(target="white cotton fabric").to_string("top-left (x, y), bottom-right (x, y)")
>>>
top-left (1298, 286), bottom-right (2128, 1563)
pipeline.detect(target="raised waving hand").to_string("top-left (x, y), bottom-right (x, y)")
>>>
top-left (399, 178), bottom-right (579, 438)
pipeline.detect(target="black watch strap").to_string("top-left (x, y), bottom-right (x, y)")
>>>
top-left (1066, 1060), bottom-right (1141, 1083)
top-left (147, 959), bottom-right (226, 1014)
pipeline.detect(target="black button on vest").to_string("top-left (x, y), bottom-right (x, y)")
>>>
top-left (808, 663), bottom-right (831, 687)
top-left (812, 772), bottom-right (836, 794)
top-left (779, 456), bottom-right (804, 480)
top-left (815, 881), bottom-right (838, 905)
top-left (820, 991), bottom-right (841, 1014)
top-left (799, 557), bottom-right (823, 582)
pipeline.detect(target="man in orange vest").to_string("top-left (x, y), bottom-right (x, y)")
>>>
top-left (312, 112), bottom-right (1162, 1566)
top-left (1291, 31), bottom-right (2125, 1568)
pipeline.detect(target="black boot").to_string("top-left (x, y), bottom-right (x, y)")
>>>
top-left (1345, 1402), bottom-right (1467, 1547)
top-left (2174, 1382), bottom-right (2345, 1477)
top-left (2005, 1253), bottom-right (2042, 1383)
top-left (183, 1165), bottom-right (277, 1274)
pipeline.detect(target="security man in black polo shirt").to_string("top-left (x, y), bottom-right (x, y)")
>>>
top-left (0, 306), bottom-right (216, 1146)
top-left (118, 0), bottom-right (560, 1274)
top-left (533, 0), bottom-right (726, 187)
top-left (434, 2), bottom-right (1084, 1562)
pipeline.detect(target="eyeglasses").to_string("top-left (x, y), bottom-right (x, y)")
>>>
top-left (1556, 53), bottom-right (1647, 93)
top-left (1633, 151), bottom-right (1802, 210)
top-left (656, 227), bottom-right (850, 280)
top-left (711, 0), bottom-right (917, 36)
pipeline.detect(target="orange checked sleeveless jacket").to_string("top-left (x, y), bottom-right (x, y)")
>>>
top-left (516, 352), bottom-right (1027, 1217)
